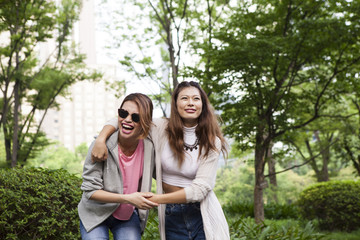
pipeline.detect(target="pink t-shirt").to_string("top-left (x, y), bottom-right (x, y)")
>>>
top-left (112, 139), bottom-right (144, 220)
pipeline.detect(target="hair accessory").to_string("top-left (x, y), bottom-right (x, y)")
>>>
top-left (184, 138), bottom-right (199, 151)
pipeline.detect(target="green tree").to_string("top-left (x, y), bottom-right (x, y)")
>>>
top-left (281, 117), bottom-right (342, 182)
top-left (275, 81), bottom-right (360, 180)
top-left (102, 0), bottom-right (229, 115)
top-left (197, 0), bottom-right (360, 223)
top-left (0, 0), bottom-right (102, 167)
top-left (101, 0), bottom-right (184, 115)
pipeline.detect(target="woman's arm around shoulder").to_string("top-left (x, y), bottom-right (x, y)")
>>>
top-left (91, 118), bottom-right (117, 162)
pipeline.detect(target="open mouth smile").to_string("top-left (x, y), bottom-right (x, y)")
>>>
top-left (121, 123), bottom-right (134, 134)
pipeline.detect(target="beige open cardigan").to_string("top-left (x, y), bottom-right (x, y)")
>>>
top-left (107, 117), bottom-right (230, 239)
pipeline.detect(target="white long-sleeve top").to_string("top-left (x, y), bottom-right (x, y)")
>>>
top-left (161, 124), bottom-right (200, 187)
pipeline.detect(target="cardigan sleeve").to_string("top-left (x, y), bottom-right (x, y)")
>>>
top-left (105, 118), bottom-right (118, 129)
top-left (184, 137), bottom-right (221, 203)
top-left (81, 141), bottom-right (105, 199)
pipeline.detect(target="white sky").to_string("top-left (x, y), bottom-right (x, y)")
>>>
top-left (94, 0), bottom-right (164, 117)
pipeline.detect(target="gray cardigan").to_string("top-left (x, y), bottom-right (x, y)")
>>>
top-left (77, 131), bottom-right (155, 232)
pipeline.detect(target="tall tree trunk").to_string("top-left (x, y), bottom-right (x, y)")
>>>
top-left (254, 128), bottom-right (267, 224)
top-left (319, 146), bottom-right (330, 182)
top-left (1, 79), bottom-right (11, 165)
top-left (11, 79), bottom-right (20, 167)
top-left (267, 141), bottom-right (278, 203)
top-left (11, 49), bottom-right (21, 167)
top-left (314, 131), bottom-right (330, 182)
top-left (167, 29), bottom-right (178, 89)
top-left (4, 127), bottom-right (12, 164)
top-left (305, 139), bottom-right (322, 181)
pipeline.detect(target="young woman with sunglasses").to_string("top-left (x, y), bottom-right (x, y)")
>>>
top-left (92, 82), bottom-right (230, 239)
top-left (78, 93), bottom-right (158, 240)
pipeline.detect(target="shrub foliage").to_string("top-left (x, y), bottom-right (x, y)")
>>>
top-left (142, 208), bottom-right (160, 240)
top-left (228, 217), bottom-right (325, 240)
top-left (223, 201), bottom-right (299, 220)
top-left (0, 167), bottom-right (82, 239)
top-left (297, 180), bottom-right (360, 231)
top-left (143, 204), bottom-right (322, 240)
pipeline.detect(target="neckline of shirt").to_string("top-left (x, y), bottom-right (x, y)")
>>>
top-left (183, 125), bottom-right (197, 134)
top-left (119, 139), bottom-right (143, 160)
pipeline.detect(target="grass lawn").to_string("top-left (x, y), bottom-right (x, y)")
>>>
top-left (322, 229), bottom-right (360, 240)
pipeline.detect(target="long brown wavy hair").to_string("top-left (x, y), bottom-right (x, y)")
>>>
top-left (166, 81), bottom-right (227, 166)
top-left (120, 93), bottom-right (153, 139)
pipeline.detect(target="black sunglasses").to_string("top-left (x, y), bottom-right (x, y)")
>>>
top-left (118, 109), bottom-right (140, 123)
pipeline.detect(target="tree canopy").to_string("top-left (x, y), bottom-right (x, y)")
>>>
top-left (0, 0), bottom-right (101, 167)
top-left (195, 0), bottom-right (360, 222)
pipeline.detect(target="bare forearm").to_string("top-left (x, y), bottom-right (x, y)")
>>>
top-left (90, 190), bottom-right (127, 203)
top-left (98, 125), bottom-right (116, 141)
top-left (90, 190), bottom-right (158, 210)
top-left (148, 189), bottom-right (187, 204)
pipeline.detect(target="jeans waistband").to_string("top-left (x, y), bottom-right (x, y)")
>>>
top-left (166, 202), bottom-right (200, 207)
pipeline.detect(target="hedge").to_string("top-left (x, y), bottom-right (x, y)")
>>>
top-left (297, 180), bottom-right (360, 231)
top-left (0, 167), bottom-right (82, 240)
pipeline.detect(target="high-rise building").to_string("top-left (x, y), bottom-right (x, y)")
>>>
top-left (40, 0), bottom-right (123, 150)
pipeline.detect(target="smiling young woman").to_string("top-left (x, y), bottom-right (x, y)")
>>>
top-left (78, 93), bottom-right (158, 240)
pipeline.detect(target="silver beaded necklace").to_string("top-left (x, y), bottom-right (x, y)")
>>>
top-left (184, 138), bottom-right (199, 151)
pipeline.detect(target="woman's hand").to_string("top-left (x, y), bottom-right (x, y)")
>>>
top-left (91, 125), bottom-right (117, 162)
top-left (125, 192), bottom-right (159, 210)
top-left (146, 188), bottom-right (187, 205)
top-left (91, 137), bottom-right (108, 162)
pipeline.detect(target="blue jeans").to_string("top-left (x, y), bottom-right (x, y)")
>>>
top-left (80, 210), bottom-right (141, 240)
top-left (165, 202), bottom-right (205, 240)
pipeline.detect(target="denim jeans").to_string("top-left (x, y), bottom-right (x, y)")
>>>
top-left (165, 202), bottom-right (205, 240)
top-left (80, 210), bottom-right (141, 240)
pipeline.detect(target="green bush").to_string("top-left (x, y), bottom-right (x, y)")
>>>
top-left (0, 167), bottom-right (82, 240)
top-left (223, 201), bottom-right (299, 220)
top-left (297, 180), bottom-right (360, 232)
top-left (223, 201), bottom-right (254, 217)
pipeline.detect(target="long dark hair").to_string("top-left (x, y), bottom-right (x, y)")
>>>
top-left (167, 81), bottom-right (227, 166)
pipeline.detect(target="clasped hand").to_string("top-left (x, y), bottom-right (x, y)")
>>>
top-left (126, 192), bottom-right (158, 210)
